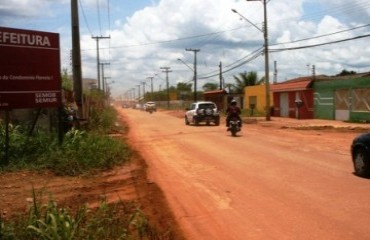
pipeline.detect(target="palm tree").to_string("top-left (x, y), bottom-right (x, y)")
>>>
top-left (202, 82), bottom-right (218, 92)
top-left (233, 71), bottom-right (262, 94)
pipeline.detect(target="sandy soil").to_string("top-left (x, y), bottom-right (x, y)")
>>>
top-left (119, 106), bottom-right (370, 240)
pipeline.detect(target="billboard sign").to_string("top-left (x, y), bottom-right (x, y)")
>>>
top-left (0, 27), bottom-right (62, 109)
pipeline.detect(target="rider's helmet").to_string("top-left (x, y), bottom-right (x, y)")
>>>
top-left (230, 99), bottom-right (237, 106)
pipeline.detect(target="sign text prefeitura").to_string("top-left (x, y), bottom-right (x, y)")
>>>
top-left (0, 26), bottom-right (61, 109)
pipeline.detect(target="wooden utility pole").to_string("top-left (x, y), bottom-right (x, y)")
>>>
top-left (71, 0), bottom-right (83, 116)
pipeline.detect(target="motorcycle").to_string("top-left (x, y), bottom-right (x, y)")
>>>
top-left (229, 117), bottom-right (241, 136)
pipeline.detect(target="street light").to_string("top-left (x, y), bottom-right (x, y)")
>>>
top-left (232, 0), bottom-right (271, 121)
top-left (177, 58), bottom-right (194, 71)
top-left (185, 49), bottom-right (200, 102)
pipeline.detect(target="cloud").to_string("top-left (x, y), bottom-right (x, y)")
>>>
top-left (1, 0), bottom-right (369, 97)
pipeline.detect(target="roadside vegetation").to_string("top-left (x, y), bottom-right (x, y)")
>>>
top-left (0, 105), bottom-right (129, 176)
top-left (0, 189), bottom-right (160, 240)
top-left (0, 91), bottom-right (176, 239)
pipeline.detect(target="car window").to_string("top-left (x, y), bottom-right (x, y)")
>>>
top-left (190, 103), bottom-right (196, 110)
top-left (199, 103), bottom-right (216, 109)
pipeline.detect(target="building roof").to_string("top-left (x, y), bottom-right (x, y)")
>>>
top-left (270, 77), bottom-right (313, 92)
top-left (203, 89), bottom-right (227, 95)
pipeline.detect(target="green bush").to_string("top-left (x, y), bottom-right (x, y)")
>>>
top-left (0, 106), bottom-right (131, 175)
top-left (37, 129), bottom-right (131, 176)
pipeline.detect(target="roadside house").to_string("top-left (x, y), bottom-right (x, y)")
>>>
top-left (270, 77), bottom-right (314, 119)
top-left (314, 73), bottom-right (370, 122)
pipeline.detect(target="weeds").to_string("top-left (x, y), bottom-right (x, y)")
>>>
top-left (0, 106), bottom-right (131, 176)
top-left (0, 189), bottom-right (170, 240)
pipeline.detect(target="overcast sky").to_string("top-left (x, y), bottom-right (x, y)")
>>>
top-left (1, 0), bottom-right (370, 97)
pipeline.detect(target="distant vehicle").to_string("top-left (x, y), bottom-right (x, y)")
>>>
top-left (144, 101), bottom-right (156, 113)
top-left (135, 103), bottom-right (143, 110)
top-left (185, 101), bottom-right (220, 126)
top-left (351, 133), bottom-right (370, 177)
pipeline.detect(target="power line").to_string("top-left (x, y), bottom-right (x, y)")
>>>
top-left (198, 48), bottom-right (263, 80)
top-left (270, 23), bottom-right (370, 46)
top-left (78, 0), bottom-right (93, 36)
top-left (97, 0), bottom-right (102, 35)
top-left (270, 33), bottom-right (370, 52)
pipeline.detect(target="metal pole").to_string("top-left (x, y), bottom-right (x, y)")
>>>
top-left (263, 0), bottom-right (271, 121)
top-left (185, 48), bottom-right (200, 102)
top-left (160, 67), bottom-right (172, 109)
top-left (92, 36), bottom-right (110, 90)
top-left (235, 1), bottom-right (270, 120)
top-left (147, 77), bottom-right (154, 101)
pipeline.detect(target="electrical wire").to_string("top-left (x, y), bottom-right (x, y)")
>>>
top-left (97, 0), bottom-right (102, 35)
top-left (269, 33), bottom-right (370, 52)
top-left (78, 0), bottom-right (93, 36)
top-left (270, 23), bottom-right (370, 46)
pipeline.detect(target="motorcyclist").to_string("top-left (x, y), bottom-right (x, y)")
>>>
top-left (226, 99), bottom-right (242, 130)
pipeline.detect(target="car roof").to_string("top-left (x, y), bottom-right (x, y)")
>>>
top-left (195, 101), bottom-right (216, 104)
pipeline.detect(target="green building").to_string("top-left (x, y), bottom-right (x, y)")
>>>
top-left (314, 73), bottom-right (370, 122)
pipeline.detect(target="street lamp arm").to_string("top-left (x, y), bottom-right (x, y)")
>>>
top-left (177, 58), bottom-right (194, 71)
top-left (231, 9), bottom-right (263, 33)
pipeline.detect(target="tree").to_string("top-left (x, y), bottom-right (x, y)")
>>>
top-left (61, 68), bottom-right (73, 91)
top-left (202, 82), bottom-right (218, 92)
top-left (177, 82), bottom-right (192, 100)
top-left (336, 69), bottom-right (357, 76)
top-left (224, 83), bottom-right (235, 93)
top-left (233, 71), bottom-right (262, 94)
top-left (177, 82), bottom-right (192, 92)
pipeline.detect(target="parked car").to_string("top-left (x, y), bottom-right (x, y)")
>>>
top-left (351, 133), bottom-right (370, 177)
top-left (185, 101), bottom-right (220, 126)
top-left (144, 101), bottom-right (156, 113)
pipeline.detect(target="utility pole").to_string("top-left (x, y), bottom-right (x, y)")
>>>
top-left (100, 62), bottom-right (110, 93)
top-left (262, 0), bottom-right (271, 121)
top-left (136, 84), bottom-right (141, 102)
top-left (185, 48), bottom-right (200, 102)
top-left (234, 1), bottom-right (271, 120)
top-left (273, 61), bottom-right (277, 84)
top-left (141, 81), bottom-right (146, 101)
top-left (92, 36), bottom-right (110, 90)
top-left (71, 0), bottom-right (83, 116)
top-left (104, 77), bottom-right (111, 95)
top-left (160, 67), bottom-right (172, 109)
top-left (219, 61), bottom-right (223, 90)
top-left (147, 76), bottom-right (154, 101)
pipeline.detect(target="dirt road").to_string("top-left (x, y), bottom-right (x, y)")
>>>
top-left (118, 107), bottom-right (370, 240)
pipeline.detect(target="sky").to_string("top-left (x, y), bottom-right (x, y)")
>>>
top-left (1, 0), bottom-right (370, 98)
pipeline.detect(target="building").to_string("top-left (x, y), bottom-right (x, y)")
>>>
top-left (244, 84), bottom-right (273, 116)
top-left (203, 89), bottom-right (227, 110)
top-left (270, 77), bottom-right (314, 119)
top-left (314, 74), bottom-right (370, 122)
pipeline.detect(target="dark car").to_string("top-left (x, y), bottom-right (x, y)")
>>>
top-left (351, 133), bottom-right (370, 177)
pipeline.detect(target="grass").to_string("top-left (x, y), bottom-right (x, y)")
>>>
top-left (0, 189), bottom-right (174, 240)
top-left (0, 105), bottom-right (131, 176)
